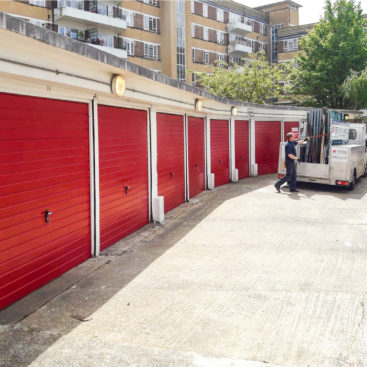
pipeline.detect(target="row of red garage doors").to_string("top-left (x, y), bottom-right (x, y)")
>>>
top-left (0, 93), bottom-right (299, 310)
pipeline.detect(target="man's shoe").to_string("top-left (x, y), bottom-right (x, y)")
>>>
top-left (290, 189), bottom-right (299, 193)
top-left (274, 184), bottom-right (281, 193)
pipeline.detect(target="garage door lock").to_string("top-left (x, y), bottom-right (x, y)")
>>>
top-left (125, 186), bottom-right (131, 195)
top-left (44, 209), bottom-right (53, 224)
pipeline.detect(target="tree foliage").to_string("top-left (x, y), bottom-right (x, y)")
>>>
top-left (291, 0), bottom-right (367, 108)
top-left (343, 69), bottom-right (367, 109)
top-left (193, 52), bottom-right (288, 104)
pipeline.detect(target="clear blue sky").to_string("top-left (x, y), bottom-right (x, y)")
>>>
top-left (238, 0), bottom-right (367, 25)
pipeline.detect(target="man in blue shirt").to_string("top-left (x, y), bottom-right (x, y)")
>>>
top-left (274, 132), bottom-right (306, 193)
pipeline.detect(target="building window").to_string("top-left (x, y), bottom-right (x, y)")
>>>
top-left (192, 49), bottom-right (195, 62)
top-left (123, 10), bottom-right (134, 27)
top-left (125, 39), bottom-right (135, 56)
top-left (144, 43), bottom-right (159, 59)
top-left (203, 27), bottom-right (208, 41)
top-left (217, 32), bottom-right (225, 44)
top-left (217, 8), bottom-right (224, 22)
top-left (203, 51), bottom-right (209, 65)
top-left (192, 73), bottom-right (197, 85)
top-left (144, 16), bottom-right (158, 32)
top-left (203, 3), bottom-right (208, 17)
top-left (176, 0), bottom-right (186, 82)
top-left (284, 38), bottom-right (298, 52)
top-left (259, 23), bottom-right (267, 35)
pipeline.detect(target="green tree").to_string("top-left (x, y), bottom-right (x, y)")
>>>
top-left (193, 52), bottom-right (288, 104)
top-left (343, 69), bottom-right (367, 109)
top-left (291, 0), bottom-right (367, 108)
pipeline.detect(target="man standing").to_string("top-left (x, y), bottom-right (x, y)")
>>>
top-left (275, 132), bottom-right (305, 193)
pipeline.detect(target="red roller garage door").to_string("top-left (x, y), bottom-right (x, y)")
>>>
top-left (256, 121), bottom-right (281, 175)
top-left (188, 117), bottom-right (205, 199)
top-left (157, 113), bottom-right (185, 213)
top-left (210, 119), bottom-right (230, 187)
top-left (98, 106), bottom-right (149, 251)
top-left (284, 121), bottom-right (300, 141)
top-left (0, 93), bottom-right (90, 311)
top-left (235, 120), bottom-right (250, 180)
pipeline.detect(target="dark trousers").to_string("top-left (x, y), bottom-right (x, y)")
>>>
top-left (276, 160), bottom-right (297, 191)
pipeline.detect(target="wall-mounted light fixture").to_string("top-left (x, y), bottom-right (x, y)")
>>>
top-left (111, 74), bottom-right (126, 97)
top-left (231, 106), bottom-right (238, 116)
top-left (195, 99), bottom-right (203, 112)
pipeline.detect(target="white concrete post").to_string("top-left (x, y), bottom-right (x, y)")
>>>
top-left (250, 117), bottom-right (258, 177)
top-left (184, 114), bottom-right (189, 201)
top-left (205, 116), bottom-right (215, 189)
top-left (230, 117), bottom-right (238, 182)
top-left (150, 108), bottom-right (164, 223)
top-left (91, 96), bottom-right (100, 256)
top-left (281, 119), bottom-right (285, 142)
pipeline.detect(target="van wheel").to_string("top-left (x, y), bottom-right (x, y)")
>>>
top-left (348, 171), bottom-right (356, 191)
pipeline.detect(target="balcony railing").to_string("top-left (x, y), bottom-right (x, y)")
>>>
top-left (228, 40), bottom-right (253, 56)
top-left (227, 21), bottom-right (253, 35)
top-left (57, 0), bottom-right (126, 20)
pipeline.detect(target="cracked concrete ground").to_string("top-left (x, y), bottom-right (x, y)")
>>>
top-left (1, 175), bottom-right (367, 367)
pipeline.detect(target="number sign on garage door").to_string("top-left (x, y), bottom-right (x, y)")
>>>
top-left (98, 106), bottom-right (149, 251)
top-left (0, 93), bottom-right (91, 311)
top-left (157, 113), bottom-right (185, 213)
top-left (255, 121), bottom-right (281, 176)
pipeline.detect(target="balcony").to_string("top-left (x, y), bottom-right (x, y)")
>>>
top-left (227, 21), bottom-right (253, 35)
top-left (228, 40), bottom-right (252, 57)
top-left (55, 1), bottom-right (127, 31)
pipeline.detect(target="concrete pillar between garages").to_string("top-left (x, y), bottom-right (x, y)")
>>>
top-left (249, 117), bottom-right (258, 177)
top-left (230, 117), bottom-right (238, 182)
top-left (205, 116), bottom-right (215, 189)
top-left (149, 108), bottom-right (164, 223)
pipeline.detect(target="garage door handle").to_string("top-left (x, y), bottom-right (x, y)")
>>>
top-left (170, 171), bottom-right (175, 177)
top-left (44, 209), bottom-right (52, 224)
top-left (241, 155), bottom-right (244, 160)
top-left (125, 186), bottom-right (131, 195)
top-left (219, 160), bottom-right (222, 164)
top-left (195, 164), bottom-right (199, 171)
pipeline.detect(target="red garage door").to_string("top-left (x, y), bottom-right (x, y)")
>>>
top-left (256, 121), bottom-right (281, 175)
top-left (188, 117), bottom-right (205, 199)
top-left (98, 106), bottom-right (149, 251)
top-left (211, 119), bottom-right (230, 187)
top-left (284, 121), bottom-right (300, 141)
top-left (235, 120), bottom-right (250, 180)
top-left (157, 113), bottom-right (185, 213)
top-left (0, 93), bottom-right (90, 311)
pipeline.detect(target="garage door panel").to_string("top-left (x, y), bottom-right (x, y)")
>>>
top-left (1, 249), bottom-right (88, 311)
top-left (0, 93), bottom-right (91, 311)
top-left (188, 117), bottom-right (205, 199)
top-left (210, 120), bottom-right (230, 187)
top-left (1, 236), bottom-right (89, 289)
top-left (2, 214), bottom-right (90, 260)
top-left (256, 121), bottom-right (281, 176)
top-left (99, 106), bottom-right (149, 251)
top-left (235, 120), bottom-right (250, 180)
top-left (157, 113), bottom-right (185, 213)
top-left (0, 197), bottom-right (90, 236)
top-left (0, 181), bottom-right (88, 210)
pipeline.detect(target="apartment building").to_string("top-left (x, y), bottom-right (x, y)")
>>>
top-left (0, 0), bottom-right (305, 84)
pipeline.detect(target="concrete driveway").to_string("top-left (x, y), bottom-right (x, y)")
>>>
top-left (1, 175), bottom-right (367, 367)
